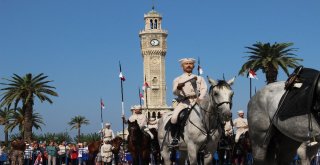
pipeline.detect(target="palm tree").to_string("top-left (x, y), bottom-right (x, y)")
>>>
top-left (0, 107), bottom-right (14, 145)
top-left (68, 115), bottom-right (89, 142)
top-left (238, 42), bottom-right (303, 84)
top-left (0, 73), bottom-right (58, 142)
top-left (6, 108), bottom-right (45, 138)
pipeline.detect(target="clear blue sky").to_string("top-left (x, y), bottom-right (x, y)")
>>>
top-left (1, 1), bottom-right (319, 140)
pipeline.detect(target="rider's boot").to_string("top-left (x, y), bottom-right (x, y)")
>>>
top-left (170, 122), bottom-right (179, 147)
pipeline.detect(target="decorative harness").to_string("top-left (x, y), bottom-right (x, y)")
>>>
top-left (187, 84), bottom-right (233, 152)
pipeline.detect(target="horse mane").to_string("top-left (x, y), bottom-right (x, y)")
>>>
top-left (209, 80), bottom-right (232, 92)
top-left (128, 120), bottom-right (141, 132)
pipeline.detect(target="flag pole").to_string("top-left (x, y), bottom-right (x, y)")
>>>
top-left (139, 87), bottom-right (142, 107)
top-left (100, 98), bottom-right (103, 140)
top-left (144, 75), bottom-right (149, 120)
top-left (250, 76), bottom-right (252, 98)
top-left (197, 57), bottom-right (200, 76)
top-left (119, 61), bottom-right (125, 141)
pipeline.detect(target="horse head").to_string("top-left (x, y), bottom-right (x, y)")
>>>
top-left (207, 76), bottom-right (235, 121)
top-left (111, 136), bottom-right (123, 154)
top-left (128, 120), bottom-right (142, 142)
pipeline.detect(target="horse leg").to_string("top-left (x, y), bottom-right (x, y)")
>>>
top-left (141, 149), bottom-right (150, 165)
top-left (132, 152), bottom-right (139, 165)
top-left (297, 142), bottom-right (319, 165)
top-left (160, 145), bottom-right (172, 165)
top-left (271, 132), bottom-right (300, 165)
top-left (251, 139), bottom-right (277, 165)
top-left (187, 143), bottom-right (199, 165)
top-left (202, 150), bottom-right (213, 165)
top-left (179, 151), bottom-right (188, 165)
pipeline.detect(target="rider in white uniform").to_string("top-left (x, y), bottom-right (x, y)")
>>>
top-left (233, 110), bottom-right (249, 143)
top-left (125, 105), bottom-right (154, 139)
top-left (170, 58), bottom-right (207, 146)
top-left (103, 123), bottom-right (115, 140)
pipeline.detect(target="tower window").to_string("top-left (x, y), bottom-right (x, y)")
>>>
top-left (150, 19), bottom-right (153, 29)
top-left (152, 77), bottom-right (158, 84)
top-left (154, 19), bottom-right (158, 29)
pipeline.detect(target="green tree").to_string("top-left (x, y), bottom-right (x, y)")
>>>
top-left (0, 73), bottom-right (58, 142)
top-left (6, 108), bottom-right (45, 138)
top-left (74, 133), bottom-right (100, 144)
top-left (0, 107), bottom-right (14, 145)
top-left (34, 132), bottom-right (72, 143)
top-left (238, 42), bottom-right (303, 84)
top-left (68, 115), bottom-right (89, 143)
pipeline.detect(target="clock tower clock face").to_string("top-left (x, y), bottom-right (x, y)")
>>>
top-left (150, 39), bottom-right (159, 46)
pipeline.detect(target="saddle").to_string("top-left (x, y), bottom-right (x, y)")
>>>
top-left (165, 108), bottom-right (190, 140)
top-left (278, 67), bottom-right (320, 120)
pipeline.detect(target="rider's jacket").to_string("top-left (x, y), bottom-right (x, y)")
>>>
top-left (103, 128), bottom-right (114, 139)
top-left (173, 73), bottom-right (207, 100)
top-left (233, 117), bottom-right (248, 135)
top-left (170, 73), bottom-right (207, 124)
top-left (101, 143), bottom-right (113, 162)
top-left (129, 113), bottom-right (148, 129)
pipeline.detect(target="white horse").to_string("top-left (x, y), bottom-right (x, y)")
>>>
top-left (248, 80), bottom-right (320, 165)
top-left (158, 77), bottom-right (235, 165)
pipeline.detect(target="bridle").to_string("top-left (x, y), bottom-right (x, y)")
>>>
top-left (210, 84), bottom-right (233, 111)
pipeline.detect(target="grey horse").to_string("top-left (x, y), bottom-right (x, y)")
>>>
top-left (158, 77), bottom-right (235, 165)
top-left (248, 81), bottom-right (320, 165)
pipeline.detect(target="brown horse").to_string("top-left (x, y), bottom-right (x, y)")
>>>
top-left (232, 131), bottom-right (252, 165)
top-left (111, 136), bottom-right (124, 165)
top-left (88, 140), bottom-right (102, 165)
top-left (127, 120), bottom-right (151, 165)
top-left (88, 137), bottom-right (123, 165)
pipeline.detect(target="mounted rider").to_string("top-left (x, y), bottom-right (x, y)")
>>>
top-left (102, 122), bottom-right (115, 140)
top-left (233, 110), bottom-right (249, 143)
top-left (170, 58), bottom-right (208, 146)
top-left (122, 105), bottom-right (154, 139)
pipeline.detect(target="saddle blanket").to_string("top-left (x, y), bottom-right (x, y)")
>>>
top-left (278, 68), bottom-right (320, 120)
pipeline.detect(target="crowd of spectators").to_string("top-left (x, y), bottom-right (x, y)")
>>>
top-left (0, 140), bottom-right (89, 165)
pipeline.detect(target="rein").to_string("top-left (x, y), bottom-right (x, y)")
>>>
top-left (188, 84), bottom-right (230, 137)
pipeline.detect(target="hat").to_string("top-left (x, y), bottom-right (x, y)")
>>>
top-left (179, 58), bottom-right (196, 64)
top-left (105, 122), bottom-right (111, 126)
top-left (103, 138), bottom-right (111, 142)
top-left (132, 105), bottom-right (142, 110)
top-left (237, 110), bottom-right (244, 114)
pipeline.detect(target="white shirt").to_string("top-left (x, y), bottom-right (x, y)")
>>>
top-left (173, 73), bottom-right (207, 99)
top-left (129, 113), bottom-right (148, 129)
top-left (103, 128), bottom-right (115, 139)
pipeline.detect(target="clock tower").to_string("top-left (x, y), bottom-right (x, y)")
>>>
top-left (138, 8), bottom-right (172, 118)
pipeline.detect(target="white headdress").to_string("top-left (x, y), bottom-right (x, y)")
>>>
top-left (179, 58), bottom-right (196, 64)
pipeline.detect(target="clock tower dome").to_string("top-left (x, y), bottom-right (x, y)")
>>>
top-left (138, 8), bottom-right (172, 118)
